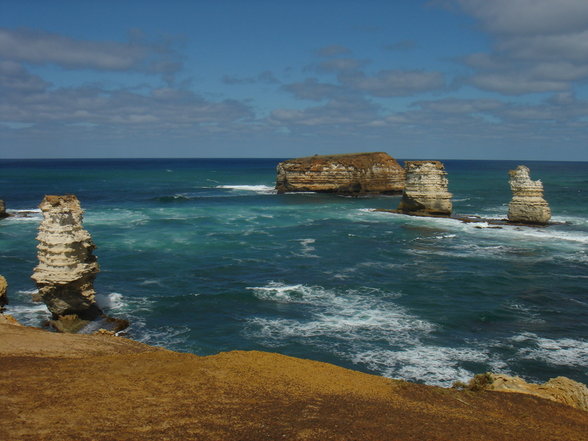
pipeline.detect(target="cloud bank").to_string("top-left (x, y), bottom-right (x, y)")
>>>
top-left (1, 0), bottom-right (587, 160)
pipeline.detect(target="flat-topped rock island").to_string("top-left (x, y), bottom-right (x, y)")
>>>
top-left (276, 152), bottom-right (405, 194)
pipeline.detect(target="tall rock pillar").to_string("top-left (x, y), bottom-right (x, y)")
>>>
top-left (0, 275), bottom-right (8, 312)
top-left (0, 199), bottom-right (8, 219)
top-left (31, 195), bottom-right (119, 332)
top-left (397, 161), bottom-right (452, 216)
top-left (507, 165), bottom-right (551, 225)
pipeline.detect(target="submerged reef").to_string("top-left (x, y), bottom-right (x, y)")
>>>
top-left (31, 195), bottom-right (127, 333)
top-left (507, 165), bottom-right (551, 225)
top-left (397, 160), bottom-right (452, 216)
top-left (275, 152), bottom-right (405, 194)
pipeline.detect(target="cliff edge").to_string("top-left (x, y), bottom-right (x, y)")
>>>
top-left (1, 322), bottom-right (586, 441)
top-left (276, 152), bottom-right (405, 194)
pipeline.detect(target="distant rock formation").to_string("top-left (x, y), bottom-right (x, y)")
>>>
top-left (0, 275), bottom-right (7, 312)
top-left (0, 199), bottom-right (8, 219)
top-left (507, 165), bottom-right (551, 225)
top-left (459, 373), bottom-right (588, 412)
top-left (275, 152), bottom-right (405, 194)
top-left (31, 195), bottom-right (127, 333)
top-left (397, 161), bottom-right (452, 216)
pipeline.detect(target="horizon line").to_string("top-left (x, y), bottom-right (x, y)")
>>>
top-left (1, 157), bottom-right (587, 163)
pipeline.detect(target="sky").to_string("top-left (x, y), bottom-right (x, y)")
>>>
top-left (0, 0), bottom-right (587, 160)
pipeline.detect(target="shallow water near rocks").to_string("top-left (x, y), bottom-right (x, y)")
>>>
top-left (1, 158), bottom-right (587, 386)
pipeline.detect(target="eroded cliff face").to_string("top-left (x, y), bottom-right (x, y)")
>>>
top-left (507, 165), bottom-right (551, 225)
top-left (275, 152), bottom-right (405, 194)
top-left (397, 161), bottom-right (452, 216)
top-left (31, 195), bottom-right (106, 332)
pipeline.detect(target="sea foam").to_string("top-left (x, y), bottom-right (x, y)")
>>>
top-left (216, 185), bottom-right (277, 194)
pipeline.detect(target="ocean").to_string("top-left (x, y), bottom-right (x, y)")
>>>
top-left (1, 158), bottom-right (587, 387)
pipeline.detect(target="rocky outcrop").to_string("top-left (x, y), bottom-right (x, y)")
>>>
top-left (31, 195), bottom-right (127, 333)
top-left (459, 373), bottom-right (588, 412)
top-left (507, 165), bottom-right (551, 225)
top-left (0, 199), bottom-right (8, 219)
top-left (397, 161), bottom-right (452, 216)
top-left (275, 152), bottom-right (405, 194)
top-left (0, 275), bottom-right (7, 312)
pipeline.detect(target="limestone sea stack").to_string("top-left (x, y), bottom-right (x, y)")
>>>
top-left (0, 275), bottom-right (7, 312)
top-left (397, 161), bottom-right (452, 216)
top-left (31, 195), bottom-right (126, 333)
top-left (0, 199), bottom-right (8, 219)
top-left (507, 165), bottom-right (551, 225)
top-left (276, 152), bottom-right (405, 194)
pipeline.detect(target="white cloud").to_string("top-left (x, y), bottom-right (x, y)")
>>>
top-left (316, 45), bottom-right (352, 57)
top-left (0, 28), bottom-right (180, 75)
top-left (316, 58), bottom-right (367, 73)
top-left (340, 70), bottom-right (446, 97)
top-left (0, 60), bottom-right (48, 93)
top-left (455, 0), bottom-right (588, 94)
top-left (270, 96), bottom-right (380, 129)
top-left (0, 63), bottom-right (252, 129)
top-left (222, 71), bottom-right (279, 85)
top-left (457, 0), bottom-right (588, 36)
top-left (281, 78), bottom-right (344, 101)
top-left (384, 40), bottom-right (417, 51)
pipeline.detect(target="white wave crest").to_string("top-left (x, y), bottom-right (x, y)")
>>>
top-left (293, 238), bottom-right (318, 258)
top-left (10, 208), bottom-right (41, 213)
top-left (4, 208), bottom-right (42, 222)
top-left (95, 292), bottom-right (126, 310)
top-left (352, 346), bottom-right (498, 386)
top-left (6, 291), bottom-right (49, 326)
top-left (216, 185), bottom-right (276, 194)
top-left (245, 282), bottom-right (434, 359)
top-left (512, 333), bottom-right (588, 367)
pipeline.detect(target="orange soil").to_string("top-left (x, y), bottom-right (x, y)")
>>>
top-left (1, 322), bottom-right (587, 441)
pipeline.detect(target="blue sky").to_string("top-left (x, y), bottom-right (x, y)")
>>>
top-left (1, 0), bottom-right (587, 160)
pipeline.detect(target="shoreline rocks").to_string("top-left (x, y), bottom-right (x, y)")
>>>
top-left (397, 161), bottom-right (452, 216)
top-left (31, 195), bottom-right (127, 333)
top-left (457, 373), bottom-right (588, 412)
top-left (507, 165), bottom-right (551, 225)
top-left (276, 152), bottom-right (405, 194)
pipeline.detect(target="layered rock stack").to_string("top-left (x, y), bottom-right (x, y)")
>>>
top-left (276, 152), bottom-right (405, 194)
top-left (507, 165), bottom-right (551, 225)
top-left (397, 161), bottom-right (452, 216)
top-left (0, 199), bottom-right (8, 219)
top-left (31, 195), bottom-right (126, 333)
top-left (0, 275), bottom-right (7, 312)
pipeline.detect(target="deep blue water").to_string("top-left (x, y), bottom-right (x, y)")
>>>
top-left (1, 158), bottom-right (587, 386)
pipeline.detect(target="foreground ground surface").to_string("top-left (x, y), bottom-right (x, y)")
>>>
top-left (1, 322), bottom-right (587, 441)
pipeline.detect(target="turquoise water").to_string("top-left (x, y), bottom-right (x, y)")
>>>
top-left (1, 158), bottom-right (587, 386)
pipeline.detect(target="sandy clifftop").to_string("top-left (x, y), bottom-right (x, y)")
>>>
top-left (1, 322), bottom-right (587, 441)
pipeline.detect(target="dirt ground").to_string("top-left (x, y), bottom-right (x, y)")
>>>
top-left (1, 322), bottom-right (587, 441)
